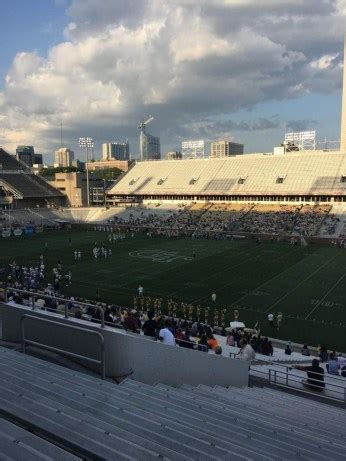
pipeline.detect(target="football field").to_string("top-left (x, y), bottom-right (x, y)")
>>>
top-left (1, 229), bottom-right (346, 351)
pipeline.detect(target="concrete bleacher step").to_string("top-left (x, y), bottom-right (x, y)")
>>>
top-left (122, 381), bottom-right (344, 460)
top-left (219, 384), bottom-right (346, 421)
top-left (156, 383), bottom-right (346, 451)
top-left (0, 348), bottom-right (260, 460)
top-left (158, 383), bottom-right (346, 440)
top-left (1, 348), bottom-right (345, 460)
top-left (196, 384), bottom-right (346, 441)
top-left (0, 417), bottom-right (79, 461)
top-left (2, 348), bottom-right (294, 459)
top-left (0, 349), bottom-right (211, 460)
top-left (212, 384), bottom-right (346, 424)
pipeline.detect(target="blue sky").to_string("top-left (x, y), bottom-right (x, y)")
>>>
top-left (0, 0), bottom-right (68, 86)
top-left (0, 0), bottom-right (345, 161)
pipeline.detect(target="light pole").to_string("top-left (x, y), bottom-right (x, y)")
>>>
top-left (79, 137), bottom-right (94, 206)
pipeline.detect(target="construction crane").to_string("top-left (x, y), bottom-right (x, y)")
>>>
top-left (137, 116), bottom-right (154, 133)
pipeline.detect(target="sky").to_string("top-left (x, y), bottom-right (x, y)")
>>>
top-left (1, 0), bottom-right (346, 162)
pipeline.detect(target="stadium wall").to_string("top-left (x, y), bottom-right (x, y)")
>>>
top-left (0, 302), bottom-right (249, 387)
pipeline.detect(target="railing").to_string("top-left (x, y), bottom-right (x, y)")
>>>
top-left (247, 356), bottom-right (346, 403)
top-left (21, 314), bottom-right (105, 379)
top-left (175, 337), bottom-right (208, 352)
top-left (4, 287), bottom-right (105, 328)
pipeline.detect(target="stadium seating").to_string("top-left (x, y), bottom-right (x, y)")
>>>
top-left (0, 346), bottom-right (345, 460)
top-left (108, 150), bottom-right (346, 197)
top-left (0, 173), bottom-right (63, 198)
top-left (0, 417), bottom-right (76, 461)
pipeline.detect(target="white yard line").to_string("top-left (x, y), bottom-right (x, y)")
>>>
top-left (305, 273), bottom-right (346, 320)
top-left (264, 253), bottom-right (340, 313)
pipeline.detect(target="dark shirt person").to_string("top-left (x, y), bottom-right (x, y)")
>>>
top-left (142, 311), bottom-right (158, 338)
top-left (124, 310), bottom-right (140, 333)
top-left (293, 359), bottom-right (325, 390)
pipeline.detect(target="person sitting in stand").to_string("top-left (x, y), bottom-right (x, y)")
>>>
top-left (207, 334), bottom-right (219, 351)
top-left (319, 344), bottom-right (328, 363)
top-left (142, 310), bottom-right (158, 338)
top-left (226, 331), bottom-right (235, 347)
top-left (174, 327), bottom-right (185, 346)
top-left (214, 346), bottom-right (223, 355)
top-left (326, 356), bottom-right (340, 376)
top-left (179, 329), bottom-right (195, 349)
top-left (293, 359), bottom-right (325, 391)
top-left (198, 334), bottom-right (208, 352)
top-left (285, 344), bottom-right (292, 355)
top-left (159, 319), bottom-right (176, 346)
top-left (301, 344), bottom-right (311, 356)
top-left (124, 309), bottom-right (141, 333)
top-left (260, 337), bottom-right (272, 356)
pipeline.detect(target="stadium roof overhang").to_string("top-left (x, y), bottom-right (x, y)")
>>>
top-left (0, 180), bottom-right (23, 199)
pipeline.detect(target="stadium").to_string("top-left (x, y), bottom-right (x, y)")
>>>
top-left (0, 32), bottom-right (346, 461)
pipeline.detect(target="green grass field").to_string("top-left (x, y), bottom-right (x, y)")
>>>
top-left (1, 229), bottom-right (346, 351)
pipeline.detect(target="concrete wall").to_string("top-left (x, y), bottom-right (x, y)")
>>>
top-left (1, 302), bottom-right (249, 388)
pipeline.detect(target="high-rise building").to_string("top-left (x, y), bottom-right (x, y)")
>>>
top-left (182, 140), bottom-right (205, 159)
top-left (140, 132), bottom-right (161, 160)
top-left (16, 146), bottom-right (35, 167)
top-left (102, 141), bottom-right (130, 161)
top-left (54, 148), bottom-right (74, 167)
top-left (166, 151), bottom-right (182, 160)
top-left (34, 154), bottom-right (43, 165)
top-left (210, 141), bottom-right (244, 158)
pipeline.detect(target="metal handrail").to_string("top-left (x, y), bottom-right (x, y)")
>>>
top-left (20, 314), bottom-right (105, 379)
top-left (175, 337), bottom-right (208, 352)
top-left (253, 363), bottom-right (346, 403)
top-left (229, 351), bottom-right (346, 384)
top-left (5, 287), bottom-right (105, 328)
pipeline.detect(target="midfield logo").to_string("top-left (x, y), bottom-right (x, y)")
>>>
top-left (129, 249), bottom-right (193, 263)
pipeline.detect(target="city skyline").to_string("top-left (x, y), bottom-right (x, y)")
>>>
top-left (0, 0), bottom-right (346, 162)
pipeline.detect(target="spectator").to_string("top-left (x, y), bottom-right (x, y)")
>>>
top-left (174, 328), bottom-right (185, 345)
top-left (179, 329), bottom-right (195, 349)
top-left (124, 309), bottom-right (141, 333)
top-left (237, 338), bottom-right (256, 362)
top-left (301, 344), bottom-right (310, 356)
top-left (268, 341), bottom-right (274, 357)
top-left (159, 320), bottom-right (176, 346)
top-left (142, 310), bottom-right (158, 338)
top-left (293, 359), bottom-right (325, 391)
top-left (198, 334), bottom-right (208, 352)
top-left (226, 331), bottom-right (235, 347)
top-left (214, 346), bottom-right (222, 355)
top-left (260, 337), bottom-right (271, 356)
top-left (319, 345), bottom-right (328, 363)
top-left (326, 357), bottom-right (340, 376)
top-left (207, 334), bottom-right (219, 350)
top-left (285, 344), bottom-right (292, 355)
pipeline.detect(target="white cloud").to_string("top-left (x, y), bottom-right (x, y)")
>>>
top-left (0, 0), bottom-right (346, 158)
